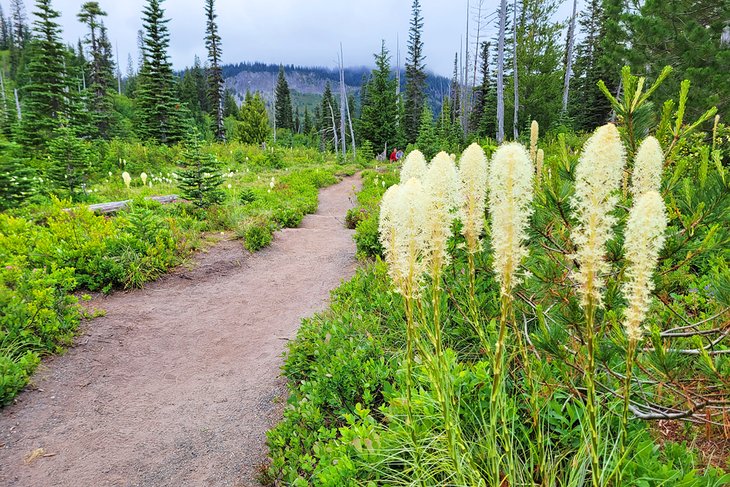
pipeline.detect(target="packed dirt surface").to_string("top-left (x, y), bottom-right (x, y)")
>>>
top-left (0, 174), bottom-right (362, 487)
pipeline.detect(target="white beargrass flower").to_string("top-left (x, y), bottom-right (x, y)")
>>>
top-left (622, 191), bottom-right (667, 341)
top-left (530, 120), bottom-right (539, 163)
top-left (458, 143), bottom-right (488, 254)
top-left (423, 152), bottom-right (461, 274)
top-left (570, 123), bottom-right (626, 307)
top-left (140, 172), bottom-right (148, 185)
top-left (489, 142), bottom-right (534, 294)
top-left (400, 150), bottom-right (428, 183)
top-left (630, 136), bottom-right (663, 197)
top-left (122, 171), bottom-right (131, 189)
top-left (379, 180), bottom-right (428, 297)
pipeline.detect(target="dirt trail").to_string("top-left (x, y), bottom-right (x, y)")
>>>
top-left (0, 174), bottom-right (362, 487)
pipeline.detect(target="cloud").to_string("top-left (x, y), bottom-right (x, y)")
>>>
top-left (44, 0), bottom-right (576, 77)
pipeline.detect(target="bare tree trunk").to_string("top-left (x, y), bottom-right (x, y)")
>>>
top-left (328, 101), bottom-right (339, 157)
top-left (462, 2), bottom-right (470, 133)
top-left (496, 0), bottom-right (507, 143)
top-left (341, 44), bottom-right (356, 159)
top-left (338, 47), bottom-right (347, 158)
top-left (14, 88), bottom-right (21, 120)
top-left (562, 0), bottom-right (578, 113)
top-left (512, 0), bottom-right (519, 140)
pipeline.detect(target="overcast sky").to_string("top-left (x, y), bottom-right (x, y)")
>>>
top-left (27, 0), bottom-right (578, 77)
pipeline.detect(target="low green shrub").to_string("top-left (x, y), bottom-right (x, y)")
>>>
top-left (241, 219), bottom-right (274, 251)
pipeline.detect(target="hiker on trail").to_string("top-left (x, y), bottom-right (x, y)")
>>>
top-left (390, 148), bottom-right (398, 162)
top-left (396, 149), bottom-right (404, 160)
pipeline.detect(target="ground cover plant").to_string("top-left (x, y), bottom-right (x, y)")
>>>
top-left (267, 70), bottom-right (729, 485)
top-left (0, 141), bottom-right (361, 405)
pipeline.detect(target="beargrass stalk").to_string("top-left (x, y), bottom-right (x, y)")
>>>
top-left (458, 143), bottom-right (489, 348)
top-left (422, 152), bottom-right (477, 483)
top-left (617, 190), bottom-right (667, 483)
top-left (570, 123), bottom-right (626, 487)
top-left (487, 142), bottom-right (534, 483)
top-left (400, 149), bottom-right (428, 183)
top-left (378, 179), bottom-right (428, 480)
top-left (630, 136), bottom-right (664, 197)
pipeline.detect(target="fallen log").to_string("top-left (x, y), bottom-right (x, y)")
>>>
top-left (67, 195), bottom-right (182, 214)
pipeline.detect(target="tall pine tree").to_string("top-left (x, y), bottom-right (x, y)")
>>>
top-left (136, 0), bottom-right (183, 144)
top-left (78, 2), bottom-right (116, 139)
top-left (274, 65), bottom-right (293, 131)
top-left (204, 0), bottom-right (224, 141)
top-left (404, 0), bottom-right (426, 144)
top-left (358, 41), bottom-right (398, 153)
top-left (20, 0), bottom-right (72, 148)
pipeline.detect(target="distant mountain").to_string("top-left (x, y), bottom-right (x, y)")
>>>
top-left (222, 61), bottom-right (451, 112)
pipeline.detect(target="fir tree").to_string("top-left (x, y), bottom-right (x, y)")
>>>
top-left (10, 0), bottom-right (29, 77)
top-left (236, 91), bottom-right (270, 144)
top-left (78, 2), bottom-right (116, 139)
top-left (470, 41), bottom-right (492, 134)
top-left (0, 6), bottom-right (10, 50)
top-left (176, 128), bottom-right (224, 208)
top-left (319, 81), bottom-right (339, 150)
top-left (178, 56), bottom-right (209, 128)
top-left (136, 0), bottom-right (184, 144)
top-left (415, 103), bottom-right (438, 159)
top-left (274, 65), bottom-right (293, 131)
top-left (450, 53), bottom-right (461, 126)
top-left (20, 0), bottom-right (72, 148)
top-left (358, 41), bottom-right (398, 153)
top-left (511, 0), bottom-right (563, 133)
top-left (627, 0), bottom-right (729, 119)
top-left (404, 0), bottom-right (426, 143)
top-left (47, 124), bottom-right (92, 200)
top-left (0, 149), bottom-right (36, 211)
top-left (302, 106), bottom-right (312, 134)
top-left (204, 0), bottom-right (224, 141)
top-left (222, 89), bottom-right (238, 118)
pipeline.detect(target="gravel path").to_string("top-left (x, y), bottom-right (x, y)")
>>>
top-left (0, 174), bottom-right (362, 487)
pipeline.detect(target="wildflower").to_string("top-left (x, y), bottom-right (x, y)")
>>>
top-left (458, 143), bottom-right (488, 254)
top-left (423, 152), bottom-right (461, 273)
top-left (140, 172), bottom-right (148, 185)
top-left (270, 177), bottom-right (275, 190)
top-left (570, 123), bottom-right (626, 307)
top-left (108, 171), bottom-right (112, 177)
top-left (400, 150), bottom-right (428, 183)
top-left (622, 190), bottom-right (667, 341)
top-left (228, 184), bottom-right (232, 189)
top-left (148, 181), bottom-right (153, 188)
top-left (122, 171), bottom-right (131, 189)
top-left (530, 120), bottom-right (539, 163)
top-left (488, 142), bottom-right (534, 293)
top-left (630, 136), bottom-right (663, 197)
top-left (379, 179), bottom-right (429, 297)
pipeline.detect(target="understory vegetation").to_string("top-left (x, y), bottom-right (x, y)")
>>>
top-left (0, 142), bottom-right (359, 405)
top-left (267, 71), bottom-right (729, 485)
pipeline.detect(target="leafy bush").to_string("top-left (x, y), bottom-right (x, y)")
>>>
top-left (240, 219), bottom-right (274, 251)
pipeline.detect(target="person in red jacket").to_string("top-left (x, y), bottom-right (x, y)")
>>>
top-left (389, 148), bottom-right (398, 162)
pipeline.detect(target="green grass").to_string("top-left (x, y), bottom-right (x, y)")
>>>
top-left (0, 141), bottom-right (366, 406)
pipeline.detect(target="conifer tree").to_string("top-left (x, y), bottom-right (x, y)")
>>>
top-left (136, 0), bottom-right (183, 144)
top-left (20, 0), bottom-right (72, 148)
top-left (0, 6), bottom-right (10, 50)
top-left (470, 41), bottom-right (492, 134)
top-left (10, 0), bottom-right (29, 77)
top-left (236, 91), bottom-right (270, 144)
top-left (415, 103), bottom-right (438, 159)
top-left (204, 0), bottom-right (224, 141)
top-left (319, 81), bottom-right (339, 149)
top-left (358, 41), bottom-right (398, 153)
top-left (302, 106), bottom-right (312, 135)
top-left (177, 128), bottom-right (224, 208)
top-left (222, 89), bottom-right (238, 118)
top-left (274, 65), bottom-right (293, 131)
top-left (404, 0), bottom-right (426, 143)
top-left (78, 2), bottom-right (116, 139)
top-left (449, 53), bottom-right (461, 126)
top-left (47, 124), bottom-right (92, 200)
top-left (511, 0), bottom-right (563, 132)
